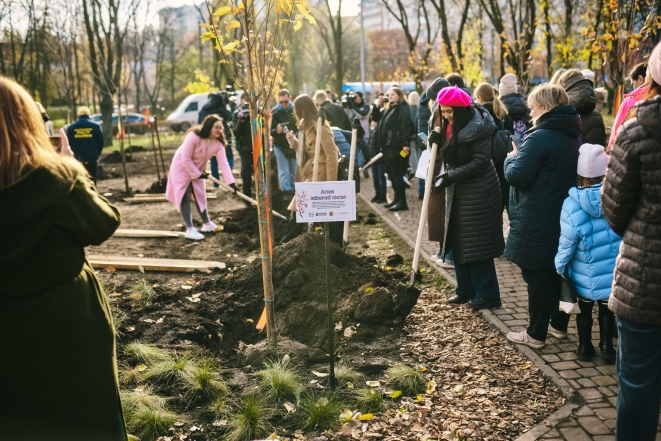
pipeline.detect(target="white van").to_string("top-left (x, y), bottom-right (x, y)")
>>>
top-left (166, 93), bottom-right (209, 132)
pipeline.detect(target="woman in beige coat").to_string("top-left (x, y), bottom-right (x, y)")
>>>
top-left (281, 94), bottom-right (341, 243)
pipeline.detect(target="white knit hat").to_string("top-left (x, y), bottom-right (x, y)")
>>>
top-left (499, 73), bottom-right (518, 96)
top-left (581, 69), bottom-right (595, 81)
top-left (648, 41), bottom-right (661, 85)
top-left (577, 144), bottom-right (608, 178)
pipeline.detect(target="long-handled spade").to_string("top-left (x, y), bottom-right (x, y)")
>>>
top-left (342, 118), bottom-right (361, 251)
top-left (206, 175), bottom-right (288, 220)
top-left (409, 126), bottom-right (442, 287)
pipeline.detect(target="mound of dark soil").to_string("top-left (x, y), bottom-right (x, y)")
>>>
top-left (145, 178), bottom-right (168, 194)
top-left (97, 165), bottom-right (123, 180)
top-left (119, 233), bottom-right (420, 371)
top-left (101, 151), bottom-right (133, 164)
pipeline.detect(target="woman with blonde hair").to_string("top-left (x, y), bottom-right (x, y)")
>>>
top-left (504, 83), bottom-right (581, 349)
top-left (0, 76), bottom-right (126, 439)
top-left (372, 86), bottom-right (415, 211)
top-left (284, 94), bottom-right (342, 243)
top-left (474, 82), bottom-right (514, 210)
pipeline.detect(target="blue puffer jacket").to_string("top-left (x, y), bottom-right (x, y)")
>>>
top-left (554, 183), bottom-right (622, 301)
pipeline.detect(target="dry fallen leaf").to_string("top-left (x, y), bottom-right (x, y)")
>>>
top-left (181, 285), bottom-right (192, 290)
top-left (312, 370), bottom-right (329, 377)
top-left (284, 402), bottom-right (296, 414)
top-left (365, 381), bottom-right (380, 387)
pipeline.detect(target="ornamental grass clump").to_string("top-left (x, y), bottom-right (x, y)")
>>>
top-left (224, 395), bottom-right (273, 441)
top-left (183, 358), bottom-right (226, 399)
top-left (354, 387), bottom-right (387, 413)
top-left (143, 352), bottom-right (195, 386)
top-left (121, 388), bottom-right (177, 441)
top-left (124, 341), bottom-right (169, 364)
top-left (385, 365), bottom-right (426, 395)
top-left (301, 392), bottom-right (344, 431)
top-left (256, 356), bottom-right (304, 403)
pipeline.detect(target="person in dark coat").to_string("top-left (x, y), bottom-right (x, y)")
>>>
top-left (314, 90), bottom-right (351, 130)
top-left (559, 69), bottom-right (607, 146)
top-left (232, 94), bottom-right (254, 198)
top-left (372, 86), bottom-right (415, 211)
top-left (474, 82), bottom-right (514, 211)
top-left (66, 106), bottom-right (104, 184)
top-left (429, 86), bottom-right (504, 310)
top-left (198, 92), bottom-right (234, 187)
top-left (601, 43), bottom-right (661, 441)
top-left (504, 83), bottom-right (581, 349)
top-left (498, 73), bottom-right (532, 137)
top-left (0, 76), bottom-right (125, 441)
top-left (270, 89), bottom-right (299, 192)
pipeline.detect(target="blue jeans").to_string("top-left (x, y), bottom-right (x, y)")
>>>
top-left (419, 178), bottom-right (425, 197)
top-left (371, 159), bottom-right (387, 197)
top-left (273, 145), bottom-right (297, 191)
top-left (616, 317), bottom-right (661, 441)
top-left (454, 259), bottom-right (500, 300)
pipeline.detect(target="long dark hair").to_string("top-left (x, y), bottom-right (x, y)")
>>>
top-left (441, 105), bottom-right (475, 166)
top-left (189, 114), bottom-right (227, 145)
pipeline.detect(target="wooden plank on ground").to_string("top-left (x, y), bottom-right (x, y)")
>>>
top-left (88, 255), bottom-right (226, 272)
top-left (124, 194), bottom-right (217, 204)
top-left (113, 229), bottom-right (185, 238)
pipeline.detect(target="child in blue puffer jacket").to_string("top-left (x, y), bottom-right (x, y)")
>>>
top-left (555, 144), bottom-right (622, 362)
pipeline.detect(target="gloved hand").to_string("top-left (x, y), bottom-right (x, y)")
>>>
top-left (200, 171), bottom-right (209, 179)
top-left (434, 172), bottom-right (452, 188)
top-left (352, 118), bottom-right (365, 140)
top-left (229, 183), bottom-right (239, 194)
top-left (428, 130), bottom-right (443, 148)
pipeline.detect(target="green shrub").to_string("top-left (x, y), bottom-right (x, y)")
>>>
top-left (143, 352), bottom-right (194, 386)
top-left (334, 362), bottom-right (363, 385)
top-left (183, 358), bottom-right (226, 399)
top-left (131, 279), bottom-right (158, 306)
top-left (224, 395), bottom-right (272, 441)
top-left (256, 357), bottom-right (304, 403)
top-left (354, 388), bottom-right (387, 413)
top-left (301, 392), bottom-right (343, 431)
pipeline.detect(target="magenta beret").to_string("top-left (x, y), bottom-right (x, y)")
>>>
top-left (437, 85), bottom-right (472, 107)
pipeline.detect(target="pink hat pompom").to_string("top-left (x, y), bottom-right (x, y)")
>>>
top-left (437, 85), bottom-right (472, 107)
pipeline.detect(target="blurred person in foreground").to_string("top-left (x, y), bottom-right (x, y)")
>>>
top-left (602, 42), bottom-right (661, 441)
top-left (66, 105), bottom-right (104, 184)
top-left (0, 76), bottom-right (126, 440)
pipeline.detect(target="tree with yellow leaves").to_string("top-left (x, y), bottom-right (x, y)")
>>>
top-left (200, 0), bottom-right (315, 346)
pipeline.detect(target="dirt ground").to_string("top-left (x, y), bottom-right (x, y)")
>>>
top-left (92, 150), bottom-right (563, 441)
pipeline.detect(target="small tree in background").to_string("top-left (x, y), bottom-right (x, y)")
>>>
top-left (201, 0), bottom-right (315, 345)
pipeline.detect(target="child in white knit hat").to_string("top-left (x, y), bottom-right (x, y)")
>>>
top-left (554, 144), bottom-right (622, 362)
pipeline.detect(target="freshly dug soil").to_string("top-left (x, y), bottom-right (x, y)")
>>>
top-left (115, 233), bottom-right (419, 372)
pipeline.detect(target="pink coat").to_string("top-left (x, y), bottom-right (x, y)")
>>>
top-left (609, 85), bottom-right (649, 148)
top-left (166, 132), bottom-right (235, 213)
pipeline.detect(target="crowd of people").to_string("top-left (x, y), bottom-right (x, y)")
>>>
top-left (3, 37), bottom-right (661, 439)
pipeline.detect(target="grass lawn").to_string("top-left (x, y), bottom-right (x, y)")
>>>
top-left (106, 132), bottom-right (185, 152)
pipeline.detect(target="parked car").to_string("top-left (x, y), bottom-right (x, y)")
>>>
top-left (166, 93), bottom-right (210, 132)
top-left (89, 112), bottom-right (151, 135)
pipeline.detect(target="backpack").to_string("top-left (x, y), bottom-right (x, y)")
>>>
top-left (513, 119), bottom-right (528, 140)
top-left (491, 120), bottom-right (514, 166)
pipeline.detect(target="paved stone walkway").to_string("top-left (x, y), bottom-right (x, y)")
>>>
top-left (357, 175), bottom-right (660, 441)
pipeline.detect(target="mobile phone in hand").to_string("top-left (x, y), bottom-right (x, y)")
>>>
top-left (417, 132), bottom-right (428, 146)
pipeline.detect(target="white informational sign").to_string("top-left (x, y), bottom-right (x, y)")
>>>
top-left (294, 181), bottom-right (357, 223)
top-left (415, 149), bottom-right (444, 181)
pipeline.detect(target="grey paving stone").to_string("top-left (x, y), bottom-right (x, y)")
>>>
top-left (594, 407), bottom-right (617, 420)
top-left (598, 386), bottom-right (615, 397)
top-left (559, 427), bottom-right (593, 441)
top-left (541, 354), bottom-right (561, 363)
top-left (551, 361), bottom-right (581, 370)
top-left (577, 378), bottom-right (598, 388)
top-left (596, 365), bottom-right (617, 376)
top-left (588, 402), bottom-right (613, 409)
top-left (593, 375), bottom-right (618, 386)
top-left (541, 429), bottom-right (560, 438)
top-left (559, 370), bottom-right (580, 379)
top-left (593, 436), bottom-right (616, 441)
top-left (578, 416), bottom-right (611, 435)
top-left (558, 352), bottom-right (579, 361)
top-left (579, 388), bottom-right (604, 401)
top-left (574, 405), bottom-right (595, 416)
top-left (576, 368), bottom-right (601, 377)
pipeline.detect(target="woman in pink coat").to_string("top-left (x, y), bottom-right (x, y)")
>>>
top-left (166, 115), bottom-right (237, 240)
top-left (608, 62), bottom-right (648, 150)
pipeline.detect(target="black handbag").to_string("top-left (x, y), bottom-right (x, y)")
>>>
top-left (559, 269), bottom-right (580, 314)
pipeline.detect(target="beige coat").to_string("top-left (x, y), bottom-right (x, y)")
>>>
top-left (301, 122), bottom-right (339, 183)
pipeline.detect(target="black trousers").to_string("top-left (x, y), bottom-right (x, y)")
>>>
top-left (520, 268), bottom-right (570, 341)
top-left (386, 156), bottom-right (408, 202)
top-left (239, 151), bottom-right (254, 198)
top-left (577, 297), bottom-right (613, 321)
top-left (82, 160), bottom-right (98, 185)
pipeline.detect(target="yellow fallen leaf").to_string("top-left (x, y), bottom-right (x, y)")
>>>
top-left (365, 287), bottom-right (374, 293)
top-left (390, 390), bottom-right (403, 399)
top-left (339, 408), bottom-right (353, 423)
top-left (129, 293), bottom-right (141, 300)
top-left (478, 375), bottom-right (488, 382)
top-left (521, 362), bottom-right (533, 370)
top-left (358, 413), bottom-right (374, 421)
top-left (417, 394), bottom-right (423, 402)
top-left (426, 379), bottom-right (437, 394)
top-left (454, 385), bottom-right (464, 393)
top-left (105, 266), bottom-right (116, 272)
top-left (246, 318), bottom-right (254, 323)
top-left (420, 367), bottom-right (427, 372)
top-left (137, 363), bottom-right (148, 372)
top-left (385, 266), bottom-right (393, 271)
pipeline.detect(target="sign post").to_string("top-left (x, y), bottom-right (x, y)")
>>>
top-left (295, 180), bottom-right (356, 389)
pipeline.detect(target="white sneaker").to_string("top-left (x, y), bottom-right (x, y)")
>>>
top-left (548, 325), bottom-right (568, 339)
top-left (201, 222), bottom-right (219, 232)
top-left (506, 330), bottom-right (545, 349)
top-left (185, 228), bottom-right (205, 240)
top-left (435, 259), bottom-right (454, 269)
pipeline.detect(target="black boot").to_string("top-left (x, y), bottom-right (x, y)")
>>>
top-left (576, 317), bottom-right (595, 362)
top-left (384, 198), bottom-right (399, 208)
top-left (389, 200), bottom-right (409, 211)
top-left (599, 315), bottom-right (616, 362)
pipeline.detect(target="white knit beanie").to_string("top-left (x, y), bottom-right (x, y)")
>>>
top-left (581, 69), bottom-right (595, 82)
top-left (648, 41), bottom-right (661, 85)
top-left (499, 73), bottom-right (518, 96)
top-left (577, 144), bottom-right (608, 178)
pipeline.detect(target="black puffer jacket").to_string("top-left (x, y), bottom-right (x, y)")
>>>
top-left (500, 93), bottom-right (531, 127)
top-left (504, 104), bottom-right (581, 271)
top-left (442, 104), bottom-right (504, 264)
top-left (372, 102), bottom-right (414, 159)
top-left (602, 95), bottom-right (661, 325)
top-left (417, 93), bottom-right (432, 136)
top-left (564, 76), bottom-right (606, 145)
top-left (483, 102), bottom-right (514, 210)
